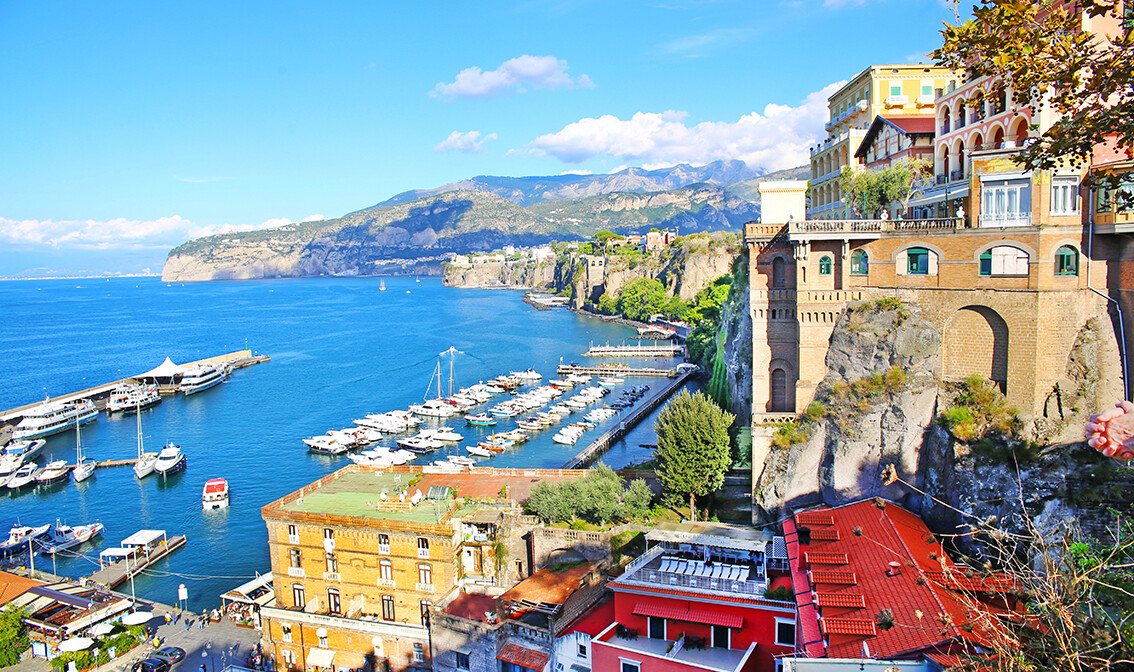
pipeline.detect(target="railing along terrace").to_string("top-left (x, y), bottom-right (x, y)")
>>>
top-left (634, 566), bottom-right (768, 597)
top-left (950, 170), bottom-right (965, 182)
top-left (936, 174), bottom-right (948, 185)
top-left (788, 218), bottom-right (958, 234)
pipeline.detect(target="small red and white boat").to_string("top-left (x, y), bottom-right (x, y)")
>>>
top-left (202, 478), bottom-right (230, 510)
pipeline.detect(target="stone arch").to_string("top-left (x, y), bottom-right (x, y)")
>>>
top-left (772, 256), bottom-right (786, 289)
top-left (943, 305), bottom-right (1009, 392)
top-left (967, 131), bottom-right (984, 153)
top-left (769, 361), bottom-right (795, 413)
top-left (1009, 116), bottom-right (1029, 146)
top-left (989, 123), bottom-right (1006, 149)
top-left (939, 103), bottom-right (951, 126)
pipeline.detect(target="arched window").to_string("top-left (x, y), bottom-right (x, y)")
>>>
top-left (1055, 245), bottom-right (1079, 276)
top-left (818, 256), bottom-right (832, 275)
top-left (772, 257), bottom-right (786, 288)
top-left (771, 369), bottom-right (789, 412)
top-left (850, 250), bottom-right (869, 275)
top-left (979, 246), bottom-right (1029, 276)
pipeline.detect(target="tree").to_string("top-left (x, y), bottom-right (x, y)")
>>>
top-left (596, 292), bottom-right (617, 315)
top-left (884, 157), bottom-right (933, 215)
top-left (934, 0), bottom-right (1133, 179)
top-left (654, 390), bottom-right (734, 519)
top-left (622, 479), bottom-right (654, 519)
top-left (616, 277), bottom-right (668, 322)
top-left (840, 166), bottom-right (884, 218)
top-left (841, 159), bottom-right (932, 218)
top-left (0, 606), bottom-right (28, 668)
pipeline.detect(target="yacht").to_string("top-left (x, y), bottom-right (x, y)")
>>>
top-left (133, 406), bottom-right (158, 479)
top-left (304, 435), bottom-right (351, 455)
top-left (179, 363), bottom-right (228, 395)
top-left (202, 478), bottom-right (230, 510)
top-left (396, 435), bottom-right (444, 453)
top-left (153, 442), bottom-right (186, 477)
top-left (0, 523), bottom-right (51, 553)
top-left (465, 445), bottom-right (493, 458)
top-left (13, 399), bottom-right (97, 440)
top-left (420, 427), bottom-right (463, 443)
top-left (509, 369), bottom-right (543, 381)
top-left (6, 463), bottom-right (39, 490)
top-left (34, 460), bottom-right (71, 486)
top-left (409, 398), bottom-right (457, 418)
top-left (1, 439), bottom-right (46, 466)
top-left (39, 522), bottom-right (104, 555)
top-left (107, 383), bottom-right (161, 414)
top-left (71, 414), bottom-right (96, 482)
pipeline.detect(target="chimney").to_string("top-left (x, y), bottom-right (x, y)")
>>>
top-left (886, 561), bottom-right (902, 577)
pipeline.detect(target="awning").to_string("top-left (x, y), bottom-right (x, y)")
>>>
top-left (139, 357), bottom-right (186, 378)
top-left (307, 648), bottom-right (335, 669)
top-left (497, 642), bottom-right (550, 671)
top-left (220, 573), bottom-right (274, 605)
top-left (632, 604), bottom-right (690, 621)
top-left (121, 530), bottom-right (166, 546)
top-left (632, 603), bottom-right (743, 629)
top-left (908, 185), bottom-right (969, 207)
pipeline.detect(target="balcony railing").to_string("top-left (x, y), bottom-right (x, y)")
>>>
top-left (287, 567), bottom-right (305, 578)
top-left (627, 566), bottom-right (768, 597)
top-left (940, 122), bottom-right (950, 135)
top-left (323, 572), bottom-right (341, 582)
top-left (979, 213), bottom-right (1032, 227)
top-left (416, 582), bottom-right (435, 593)
top-left (788, 218), bottom-right (959, 235)
top-left (936, 174), bottom-right (948, 186)
top-left (418, 548), bottom-right (430, 559)
top-left (951, 170), bottom-right (965, 182)
top-left (377, 578), bottom-right (396, 588)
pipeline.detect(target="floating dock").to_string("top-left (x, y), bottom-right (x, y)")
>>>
top-left (584, 344), bottom-right (685, 358)
top-left (557, 364), bottom-right (683, 378)
top-left (86, 531), bottom-right (187, 589)
top-left (0, 350), bottom-right (270, 425)
top-left (563, 367), bottom-right (698, 468)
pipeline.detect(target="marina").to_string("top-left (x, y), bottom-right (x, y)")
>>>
top-left (584, 343), bottom-right (685, 357)
top-left (557, 363), bottom-right (690, 377)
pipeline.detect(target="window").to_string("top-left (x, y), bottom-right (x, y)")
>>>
top-left (1051, 178), bottom-right (1081, 215)
top-left (381, 594), bottom-right (395, 621)
top-left (818, 256), bottom-right (832, 275)
top-left (378, 533), bottom-right (390, 554)
top-left (417, 537), bottom-right (430, 558)
top-left (455, 652), bottom-right (470, 671)
top-left (515, 560), bottom-right (524, 578)
top-left (921, 83), bottom-right (933, 97)
top-left (318, 629), bottom-right (328, 648)
top-left (287, 524), bottom-right (298, 543)
top-left (413, 643), bottom-right (425, 664)
top-left (327, 588), bottom-right (341, 615)
top-left (906, 247), bottom-right (930, 275)
top-left (979, 246), bottom-right (1029, 276)
top-left (772, 256), bottom-right (786, 288)
top-left (292, 584), bottom-right (305, 609)
top-left (775, 618), bottom-right (797, 647)
top-left (419, 563), bottom-right (433, 586)
top-left (325, 552), bottom-right (337, 573)
top-left (850, 250), bottom-right (869, 275)
top-left (890, 82), bottom-right (902, 97)
top-left (980, 177), bottom-right (1032, 226)
top-left (621, 661), bottom-right (640, 672)
top-left (578, 643), bottom-right (587, 659)
top-left (420, 600), bottom-right (433, 623)
top-left (380, 559), bottom-right (393, 580)
top-left (323, 528), bottom-right (334, 540)
top-left (289, 548), bottom-right (302, 568)
top-left (281, 625), bottom-right (292, 643)
top-left (1055, 245), bottom-right (1079, 276)
top-left (648, 616), bottom-right (665, 639)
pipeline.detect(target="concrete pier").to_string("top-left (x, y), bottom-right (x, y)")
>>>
top-left (86, 535), bottom-right (188, 589)
top-left (557, 364), bottom-right (684, 378)
top-left (584, 344), bottom-right (685, 357)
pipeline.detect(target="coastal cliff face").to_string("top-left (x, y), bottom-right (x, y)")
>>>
top-left (442, 260), bottom-right (557, 289)
top-left (717, 257), bottom-right (753, 427)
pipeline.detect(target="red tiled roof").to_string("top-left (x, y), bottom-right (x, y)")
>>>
top-left (497, 642), bottom-right (550, 671)
top-left (632, 603), bottom-right (743, 629)
top-left (805, 552), bottom-right (849, 565)
top-left (811, 570), bottom-right (857, 585)
top-left (443, 592), bottom-right (498, 621)
top-left (784, 518), bottom-right (826, 658)
top-left (798, 512), bottom-right (835, 526)
top-left (816, 593), bottom-right (867, 609)
top-left (633, 603), bottom-right (690, 621)
top-left (810, 529), bottom-right (841, 541)
top-left (822, 618), bottom-right (878, 637)
top-left (924, 570), bottom-right (1018, 593)
top-left (0, 571), bottom-right (45, 605)
top-left (884, 115), bottom-right (937, 135)
top-left (501, 562), bottom-right (595, 609)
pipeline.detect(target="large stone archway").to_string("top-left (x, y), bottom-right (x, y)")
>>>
top-left (943, 305), bottom-right (1009, 392)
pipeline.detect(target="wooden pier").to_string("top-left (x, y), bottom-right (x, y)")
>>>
top-left (583, 344), bottom-right (684, 357)
top-left (557, 364), bottom-right (684, 378)
top-left (563, 367), bottom-right (698, 469)
top-left (86, 534), bottom-right (187, 589)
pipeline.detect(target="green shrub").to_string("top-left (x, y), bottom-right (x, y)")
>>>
top-left (764, 584), bottom-right (793, 601)
top-left (805, 401), bottom-right (827, 422)
top-left (772, 420), bottom-right (810, 448)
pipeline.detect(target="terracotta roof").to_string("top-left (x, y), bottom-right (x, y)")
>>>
top-left (501, 562), bottom-right (594, 611)
top-left (633, 603), bottom-right (689, 621)
top-left (497, 642), bottom-right (550, 671)
top-left (787, 499), bottom-right (1006, 660)
top-left (632, 603), bottom-right (743, 628)
top-left (797, 512), bottom-right (835, 526)
top-left (810, 529), bottom-right (841, 541)
top-left (443, 592), bottom-right (498, 621)
top-left (805, 552), bottom-right (849, 565)
top-left (855, 114), bottom-right (938, 158)
top-left (0, 571), bottom-right (44, 605)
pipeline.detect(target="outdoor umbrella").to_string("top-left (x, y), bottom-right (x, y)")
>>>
top-left (58, 637), bottom-right (94, 652)
top-left (121, 611), bottom-right (154, 626)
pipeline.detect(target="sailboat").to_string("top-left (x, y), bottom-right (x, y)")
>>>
top-left (72, 412), bottom-right (96, 482)
top-left (380, 279), bottom-right (386, 291)
top-left (133, 402), bottom-right (158, 479)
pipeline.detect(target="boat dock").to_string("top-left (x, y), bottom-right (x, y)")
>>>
top-left (0, 349), bottom-right (270, 425)
top-left (563, 367), bottom-right (698, 469)
top-left (584, 344), bottom-right (685, 357)
top-left (86, 530), bottom-right (187, 589)
top-left (557, 364), bottom-right (684, 378)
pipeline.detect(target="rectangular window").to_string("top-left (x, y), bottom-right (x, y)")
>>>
top-left (413, 643), bottom-right (425, 663)
top-left (380, 560), bottom-right (393, 580)
top-left (419, 563), bottom-right (432, 585)
top-left (287, 525), bottom-right (298, 543)
top-left (417, 537), bottom-right (430, 558)
top-left (980, 178), bottom-right (1032, 226)
top-left (328, 588), bottom-right (341, 615)
top-left (292, 584), bottom-right (305, 609)
top-left (420, 600), bottom-right (432, 624)
top-left (621, 661), bottom-right (640, 672)
top-left (907, 249), bottom-right (929, 275)
top-left (325, 552), bottom-right (337, 573)
top-left (281, 625), bottom-right (292, 643)
top-left (381, 595), bottom-right (395, 621)
top-left (455, 653), bottom-right (470, 670)
top-left (890, 82), bottom-right (902, 97)
top-left (515, 560), bottom-right (524, 578)
top-left (378, 533), bottom-right (390, 554)
top-left (775, 618), bottom-right (797, 647)
top-left (1051, 179), bottom-right (1081, 215)
top-left (290, 548), bottom-right (301, 568)
top-left (921, 82), bottom-right (933, 97)
top-left (578, 643), bottom-right (587, 659)
top-left (324, 528), bottom-right (334, 539)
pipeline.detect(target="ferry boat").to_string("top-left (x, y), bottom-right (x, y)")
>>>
top-left (0, 523), bottom-right (51, 553)
top-left (202, 478), bottom-right (230, 510)
top-left (153, 442), bottom-right (187, 477)
top-left (39, 521), bottom-right (104, 555)
top-left (107, 383), bottom-right (161, 413)
top-left (179, 363), bottom-right (229, 395)
top-left (13, 399), bottom-right (97, 440)
top-left (34, 460), bottom-right (71, 486)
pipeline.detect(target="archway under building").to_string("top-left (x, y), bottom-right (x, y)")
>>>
top-left (943, 305), bottom-right (1009, 392)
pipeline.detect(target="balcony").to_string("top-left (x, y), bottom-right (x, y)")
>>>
top-left (596, 625), bottom-right (753, 672)
top-left (940, 122), bottom-right (950, 135)
top-left (886, 94), bottom-right (909, 106)
top-left (951, 170), bottom-right (965, 182)
top-left (936, 174), bottom-right (948, 186)
top-left (323, 572), bottom-right (340, 582)
top-left (377, 578), bottom-right (396, 588)
top-left (617, 548), bottom-right (769, 599)
top-left (288, 535), bottom-right (300, 544)
top-left (979, 213), bottom-right (1032, 227)
top-left (416, 582), bottom-right (435, 593)
top-left (916, 94), bottom-right (935, 106)
top-left (418, 548), bottom-right (430, 559)
top-left (287, 567), bottom-right (306, 578)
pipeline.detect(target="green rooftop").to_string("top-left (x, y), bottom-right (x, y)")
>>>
top-left (284, 471), bottom-right (469, 523)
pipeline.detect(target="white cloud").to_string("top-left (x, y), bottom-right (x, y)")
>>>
top-left (659, 28), bottom-right (754, 58)
top-left (0, 213), bottom-right (324, 250)
top-left (434, 131), bottom-right (499, 153)
top-left (559, 169), bottom-right (593, 176)
top-left (527, 81), bottom-right (844, 172)
top-left (431, 55), bottom-right (593, 99)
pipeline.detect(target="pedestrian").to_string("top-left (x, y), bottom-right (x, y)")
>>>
top-left (185, 617), bottom-right (191, 632)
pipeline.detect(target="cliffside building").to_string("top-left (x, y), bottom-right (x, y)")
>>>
top-left (259, 465), bottom-right (588, 672)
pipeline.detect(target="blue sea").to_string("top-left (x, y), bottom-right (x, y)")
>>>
top-left (0, 276), bottom-right (683, 610)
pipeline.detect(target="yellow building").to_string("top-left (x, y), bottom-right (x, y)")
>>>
top-left (809, 64), bottom-right (957, 220)
top-left (260, 465), bottom-right (586, 672)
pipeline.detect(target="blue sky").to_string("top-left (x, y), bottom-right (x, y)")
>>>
top-left (0, 0), bottom-right (959, 276)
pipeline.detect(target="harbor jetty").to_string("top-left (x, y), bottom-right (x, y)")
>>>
top-left (0, 349), bottom-right (270, 425)
top-left (87, 529), bottom-right (187, 589)
top-left (557, 363), bottom-right (685, 378)
top-left (563, 366), bottom-right (698, 468)
top-left (584, 343), bottom-right (684, 358)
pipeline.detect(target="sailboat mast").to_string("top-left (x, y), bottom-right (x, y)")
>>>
top-left (75, 412), bottom-right (81, 462)
top-left (448, 357), bottom-right (454, 398)
top-left (136, 402), bottom-right (143, 458)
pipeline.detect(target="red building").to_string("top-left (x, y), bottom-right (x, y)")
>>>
top-left (590, 522), bottom-right (796, 672)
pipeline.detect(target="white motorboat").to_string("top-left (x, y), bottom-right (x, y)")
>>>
top-left (39, 521), bottom-right (104, 555)
top-left (153, 442), bottom-right (186, 476)
top-left (202, 478), bottom-right (230, 510)
top-left (107, 383), bottom-right (161, 413)
top-left (71, 412), bottom-right (96, 482)
top-left (396, 436), bottom-right (444, 453)
top-left (409, 398), bottom-right (457, 418)
top-left (133, 405), bottom-right (158, 479)
top-left (6, 463), bottom-right (39, 490)
top-left (448, 455), bottom-right (476, 466)
top-left (2, 439), bottom-right (46, 464)
top-left (35, 460), bottom-right (71, 486)
top-left (420, 427), bottom-right (463, 442)
top-left (13, 398), bottom-right (97, 440)
top-left (465, 445), bottom-right (493, 458)
top-left (510, 368), bottom-right (543, 381)
top-left (599, 377), bottom-right (625, 387)
top-left (0, 523), bottom-right (51, 553)
top-left (179, 363), bottom-right (228, 395)
top-left (304, 435), bottom-right (351, 455)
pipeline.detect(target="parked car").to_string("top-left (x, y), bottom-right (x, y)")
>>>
top-left (133, 659), bottom-right (171, 672)
top-left (153, 647), bottom-right (186, 665)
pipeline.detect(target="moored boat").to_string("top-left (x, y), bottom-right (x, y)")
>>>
top-left (202, 478), bottom-right (230, 510)
top-left (465, 445), bottom-right (493, 458)
top-left (39, 521), bottom-right (104, 555)
top-left (13, 399), bottom-right (97, 440)
top-left (179, 363), bottom-right (229, 395)
top-left (34, 460), bottom-right (71, 486)
top-left (0, 523), bottom-right (51, 553)
top-left (153, 442), bottom-right (186, 477)
top-left (133, 405), bottom-right (158, 479)
top-left (465, 413), bottom-right (496, 426)
top-left (6, 463), bottom-right (39, 490)
top-left (107, 383), bottom-right (161, 413)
